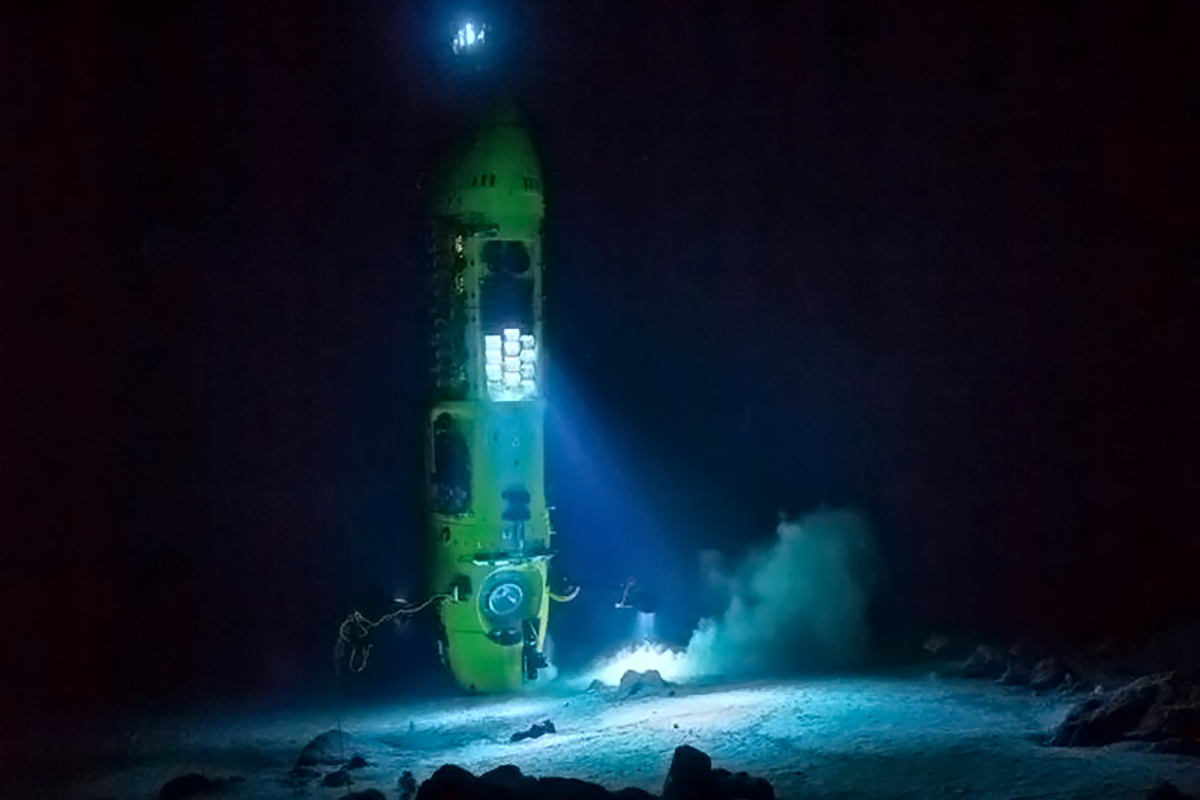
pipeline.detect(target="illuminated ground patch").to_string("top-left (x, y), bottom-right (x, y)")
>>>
top-left (48, 673), bottom-right (1200, 800)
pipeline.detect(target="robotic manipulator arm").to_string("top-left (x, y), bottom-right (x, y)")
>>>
top-left (615, 576), bottom-right (658, 614)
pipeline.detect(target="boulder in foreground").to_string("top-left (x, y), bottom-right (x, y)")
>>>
top-left (1051, 668), bottom-right (1200, 750)
top-left (662, 744), bottom-right (711, 800)
top-left (158, 773), bottom-right (244, 800)
top-left (662, 745), bottom-right (774, 800)
top-left (344, 791), bottom-right (388, 800)
top-left (1144, 781), bottom-right (1191, 800)
top-left (415, 747), bottom-right (774, 800)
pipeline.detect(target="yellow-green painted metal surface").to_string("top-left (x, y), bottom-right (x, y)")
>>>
top-left (426, 112), bottom-right (552, 692)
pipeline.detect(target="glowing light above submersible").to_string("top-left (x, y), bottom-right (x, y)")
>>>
top-left (451, 21), bottom-right (487, 55)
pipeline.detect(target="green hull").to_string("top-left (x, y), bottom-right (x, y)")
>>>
top-left (426, 113), bottom-right (551, 692)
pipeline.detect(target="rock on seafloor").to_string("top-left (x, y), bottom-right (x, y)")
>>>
top-left (1051, 668), bottom-right (1200, 750)
top-left (511, 719), bottom-right (557, 742)
top-left (662, 745), bottom-right (774, 800)
top-left (157, 773), bottom-right (245, 800)
top-left (618, 669), bottom-right (673, 700)
top-left (296, 728), bottom-right (357, 767)
top-left (412, 746), bottom-right (773, 800)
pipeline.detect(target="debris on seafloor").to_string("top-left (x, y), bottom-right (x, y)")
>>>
top-left (510, 719), bottom-right (556, 742)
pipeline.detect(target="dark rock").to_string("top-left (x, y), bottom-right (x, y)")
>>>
top-left (1030, 657), bottom-right (1066, 691)
top-left (717, 770), bottom-right (774, 800)
top-left (481, 764), bottom-right (540, 798)
top-left (343, 791), bottom-right (388, 800)
top-left (588, 679), bottom-right (607, 692)
top-left (1051, 669), bottom-right (1200, 748)
top-left (662, 745), bottom-right (713, 800)
top-left (960, 645), bottom-right (1007, 679)
top-left (412, 753), bottom-right (770, 800)
top-left (323, 769), bottom-right (353, 788)
top-left (417, 764), bottom-right (489, 800)
top-left (1052, 696), bottom-right (1111, 746)
top-left (510, 719), bottom-right (556, 742)
top-left (345, 754), bottom-right (369, 770)
top-left (158, 773), bottom-right (244, 800)
top-left (998, 660), bottom-right (1030, 686)
top-left (1152, 738), bottom-right (1200, 757)
top-left (297, 729), bottom-right (355, 767)
top-left (1156, 702), bottom-right (1200, 740)
top-left (419, 764), bottom-right (624, 800)
top-left (661, 744), bottom-right (775, 800)
top-left (612, 789), bottom-right (658, 800)
top-left (399, 770), bottom-right (419, 800)
top-left (533, 776), bottom-right (614, 800)
top-left (618, 669), bottom-right (670, 699)
top-left (481, 764), bottom-right (528, 789)
top-left (281, 766), bottom-right (320, 788)
top-left (1145, 781), bottom-right (1191, 800)
top-left (159, 774), bottom-right (215, 800)
top-left (481, 765), bottom-right (524, 783)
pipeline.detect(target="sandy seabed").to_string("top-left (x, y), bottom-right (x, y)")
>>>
top-left (29, 671), bottom-right (1200, 800)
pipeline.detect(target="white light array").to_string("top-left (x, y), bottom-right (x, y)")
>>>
top-left (452, 21), bottom-right (486, 55)
top-left (485, 328), bottom-right (537, 401)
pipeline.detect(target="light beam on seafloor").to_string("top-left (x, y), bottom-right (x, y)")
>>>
top-left (634, 611), bottom-right (656, 640)
top-left (392, 697), bottom-right (550, 730)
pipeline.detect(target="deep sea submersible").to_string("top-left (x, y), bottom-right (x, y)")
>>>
top-left (425, 106), bottom-right (557, 693)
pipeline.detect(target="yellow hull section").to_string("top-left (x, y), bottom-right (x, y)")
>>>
top-left (426, 112), bottom-right (551, 692)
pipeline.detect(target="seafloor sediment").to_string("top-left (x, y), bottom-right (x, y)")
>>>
top-left (26, 671), bottom-right (1200, 800)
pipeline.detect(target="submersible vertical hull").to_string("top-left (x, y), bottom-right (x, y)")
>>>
top-left (426, 114), bottom-right (551, 692)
